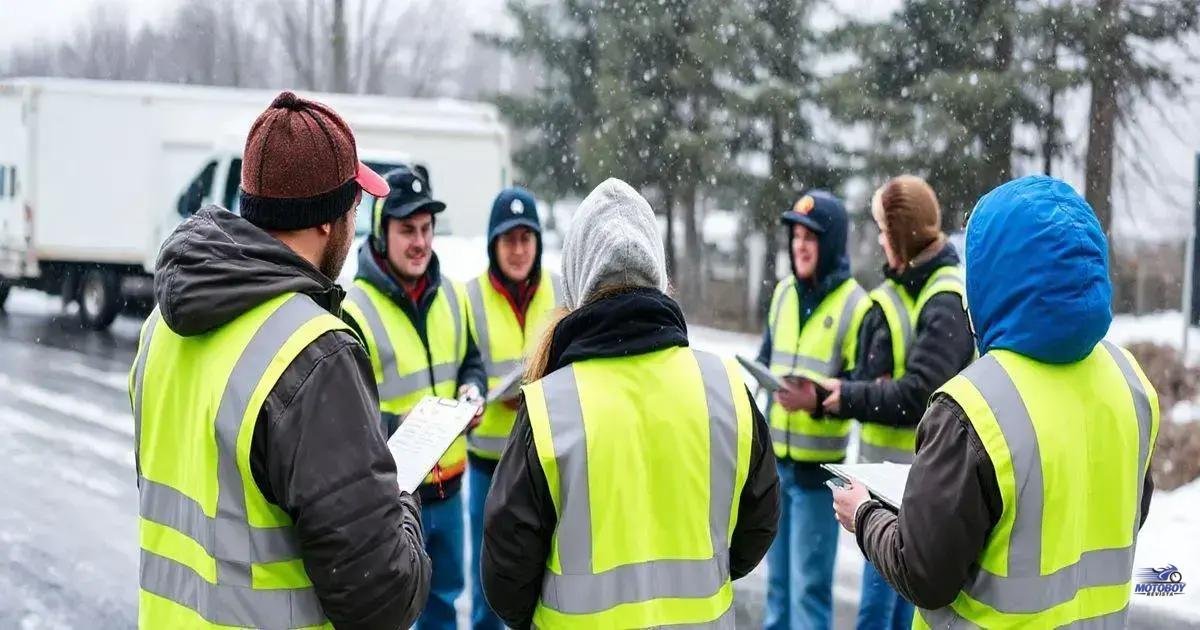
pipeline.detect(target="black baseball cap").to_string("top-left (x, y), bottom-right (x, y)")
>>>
top-left (376, 166), bottom-right (445, 220)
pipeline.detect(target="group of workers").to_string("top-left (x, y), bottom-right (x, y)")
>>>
top-left (129, 91), bottom-right (1159, 630)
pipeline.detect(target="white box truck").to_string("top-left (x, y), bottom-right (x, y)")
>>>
top-left (0, 78), bottom-right (510, 330)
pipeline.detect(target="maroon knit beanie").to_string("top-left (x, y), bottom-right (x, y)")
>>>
top-left (238, 91), bottom-right (388, 230)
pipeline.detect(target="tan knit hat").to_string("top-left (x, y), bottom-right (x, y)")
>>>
top-left (871, 175), bottom-right (943, 268)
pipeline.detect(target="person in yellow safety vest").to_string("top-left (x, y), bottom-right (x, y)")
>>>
top-left (759, 189), bottom-right (871, 630)
top-left (819, 176), bottom-right (975, 630)
top-left (464, 186), bottom-right (561, 630)
top-left (341, 165), bottom-right (489, 630)
top-left (479, 178), bottom-right (781, 629)
top-left (833, 175), bottom-right (1159, 629)
top-left (129, 91), bottom-right (431, 629)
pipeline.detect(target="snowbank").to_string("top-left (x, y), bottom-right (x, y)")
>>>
top-left (1132, 478), bottom-right (1200, 617)
top-left (1108, 311), bottom-right (1200, 363)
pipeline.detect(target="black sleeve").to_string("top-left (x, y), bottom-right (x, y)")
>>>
top-left (850, 304), bottom-right (894, 382)
top-left (853, 395), bottom-right (1002, 609)
top-left (481, 406), bottom-right (555, 630)
top-left (755, 323), bottom-right (772, 366)
top-left (1140, 469), bottom-right (1154, 529)
top-left (250, 330), bottom-right (431, 630)
top-left (457, 327), bottom-right (489, 395)
top-left (730, 388), bottom-right (780, 580)
top-left (838, 292), bottom-right (975, 426)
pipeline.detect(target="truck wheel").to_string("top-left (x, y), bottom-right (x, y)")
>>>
top-left (0, 282), bottom-right (9, 312)
top-left (79, 268), bottom-right (122, 331)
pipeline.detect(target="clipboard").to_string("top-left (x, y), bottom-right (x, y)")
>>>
top-left (486, 365), bottom-right (525, 403)
top-left (821, 462), bottom-right (911, 511)
top-left (735, 355), bottom-right (829, 398)
top-left (736, 355), bottom-right (786, 391)
top-left (388, 397), bottom-right (478, 493)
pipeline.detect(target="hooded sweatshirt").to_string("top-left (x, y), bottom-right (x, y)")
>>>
top-left (851, 177), bottom-right (1152, 609)
top-left (151, 207), bottom-right (431, 629)
top-left (755, 191), bottom-right (855, 485)
top-left (479, 180), bottom-right (779, 629)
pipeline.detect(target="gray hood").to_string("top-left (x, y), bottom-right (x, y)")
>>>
top-left (154, 206), bottom-right (340, 336)
top-left (561, 178), bottom-right (668, 310)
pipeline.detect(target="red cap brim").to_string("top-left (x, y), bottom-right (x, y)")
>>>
top-left (355, 161), bottom-right (390, 197)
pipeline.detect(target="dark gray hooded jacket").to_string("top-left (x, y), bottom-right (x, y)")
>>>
top-left (152, 206), bottom-right (430, 629)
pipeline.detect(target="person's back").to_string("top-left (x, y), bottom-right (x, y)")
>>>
top-left (131, 92), bottom-right (431, 629)
top-left (524, 343), bottom-right (752, 627)
top-left (480, 178), bottom-right (780, 630)
top-left (834, 175), bottom-right (1158, 629)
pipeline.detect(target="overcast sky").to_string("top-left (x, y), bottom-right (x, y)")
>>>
top-left (2, 0), bottom-right (1198, 239)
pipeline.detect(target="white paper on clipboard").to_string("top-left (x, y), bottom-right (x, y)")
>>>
top-left (822, 462), bottom-right (911, 511)
top-left (388, 397), bottom-right (478, 493)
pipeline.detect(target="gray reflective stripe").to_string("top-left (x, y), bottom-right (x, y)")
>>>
top-left (769, 351), bottom-right (829, 374)
top-left (946, 352), bottom-right (1152, 615)
top-left (538, 350), bottom-right (739, 616)
top-left (858, 441), bottom-right (914, 465)
top-left (467, 433), bottom-right (509, 454)
top-left (141, 550), bottom-right (325, 628)
top-left (139, 477), bottom-right (299, 563)
top-left (964, 357), bottom-right (1043, 579)
top-left (347, 286), bottom-right (459, 400)
top-left (876, 283), bottom-right (913, 348)
top-left (466, 278), bottom-right (492, 373)
top-left (490, 358), bottom-right (523, 376)
top-left (1062, 607), bottom-right (1129, 629)
top-left (968, 546), bottom-right (1135, 613)
top-left (132, 310), bottom-right (161, 477)
top-left (920, 601), bottom-right (1129, 629)
top-left (769, 427), bottom-right (848, 452)
top-left (550, 273), bottom-right (564, 307)
top-left (137, 294), bottom-right (326, 625)
top-left (1100, 340), bottom-right (1153, 539)
top-left (441, 278), bottom-right (463, 357)
top-left (210, 294), bottom-right (323, 586)
top-left (769, 280), bottom-right (790, 333)
top-left (831, 286), bottom-right (867, 373)
top-left (346, 284), bottom-right (398, 387)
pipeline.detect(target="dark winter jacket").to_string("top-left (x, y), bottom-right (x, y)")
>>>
top-left (349, 241), bottom-right (488, 501)
top-left (481, 289), bottom-right (780, 629)
top-left (854, 177), bottom-right (1153, 610)
top-left (755, 196), bottom-right (854, 485)
top-left (834, 242), bottom-right (975, 426)
top-left (153, 206), bottom-right (431, 629)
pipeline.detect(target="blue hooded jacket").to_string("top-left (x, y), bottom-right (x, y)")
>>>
top-left (966, 175), bottom-right (1112, 364)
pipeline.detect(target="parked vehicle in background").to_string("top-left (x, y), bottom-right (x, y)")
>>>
top-left (0, 78), bottom-right (510, 330)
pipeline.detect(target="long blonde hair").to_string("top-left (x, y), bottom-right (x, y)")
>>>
top-left (524, 284), bottom-right (647, 382)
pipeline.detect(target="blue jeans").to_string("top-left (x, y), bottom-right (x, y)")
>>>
top-left (857, 559), bottom-right (914, 630)
top-left (468, 462), bottom-right (504, 630)
top-left (415, 490), bottom-right (465, 630)
top-left (764, 460), bottom-right (839, 630)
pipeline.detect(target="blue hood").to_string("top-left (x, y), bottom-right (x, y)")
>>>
top-left (966, 176), bottom-right (1112, 364)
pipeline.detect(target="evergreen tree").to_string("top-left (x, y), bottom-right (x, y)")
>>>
top-left (824, 0), bottom-right (1042, 228)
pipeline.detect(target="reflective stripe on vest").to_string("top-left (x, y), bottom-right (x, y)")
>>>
top-left (860, 267), bottom-right (965, 464)
top-left (465, 272), bottom-right (561, 458)
top-left (344, 278), bottom-right (468, 482)
top-left (527, 348), bottom-right (748, 627)
top-left (133, 294), bottom-right (336, 628)
top-left (767, 278), bottom-right (869, 461)
top-left (345, 279), bottom-right (463, 403)
top-left (917, 341), bottom-right (1155, 628)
